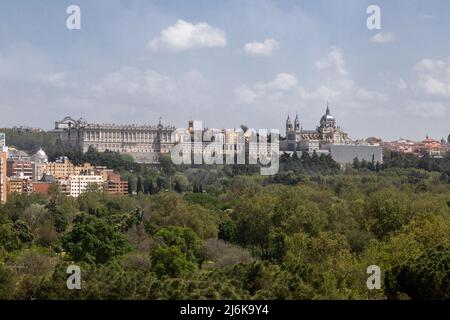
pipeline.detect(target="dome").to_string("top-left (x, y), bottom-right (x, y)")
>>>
top-left (35, 148), bottom-right (48, 160)
top-left (320, 105), bottom-right (335, 123)
top-left (321, 114), bottom-right (335, 122)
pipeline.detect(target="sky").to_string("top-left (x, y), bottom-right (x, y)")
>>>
top-left (0, 0), bottom-right (449, 141)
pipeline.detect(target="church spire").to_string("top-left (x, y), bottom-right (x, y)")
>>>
top-left (286, 113), bottom-right (293, 132)
top-left (294, 112), bottom-right (300, 131)
top-left (326, 102), bottom-right (330, 115)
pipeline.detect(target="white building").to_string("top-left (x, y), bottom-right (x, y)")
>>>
top-left (0, 133), bottom-right (5, 149)
top-left (68, 174), bottom-right (104, 197)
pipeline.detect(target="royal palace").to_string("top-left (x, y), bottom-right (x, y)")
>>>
top-left (53, 116), bottom-right (176, 163)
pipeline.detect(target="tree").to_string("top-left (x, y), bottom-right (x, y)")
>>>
top-left (13, 220), bottom-right (34, 245)
top-left (366, 189), bottom-right (409, 239)
top-left (136, 176), bottom-right (144, 194)
top-left (62, 215), bottom-right (130, 264)
top-left (385, 244), bottom-right (450, 300)
top-left (151, 226), bottom-right (204, 277)
top-left (46, 192), bottom-right (69, 233)
top-left (352, 157), bottom-right (360, 169)
top-left (157, 176), bottom-right (166, 191)
top-left (144, 178), bottom-right (155, 195)
top-left (172, 174), bottom-right (190, 193)
top-left (153, 226), bottom-right (205, 266)
top-left (127, 176), bottom-right (133, 195)
top-left (151, 246), bottom-right (196, 278)
top-left (0, 263), bottom-right (16, 299)
top-left (219, 219), bottom-right (237, 242)
top-left (0, 223), bottom-right (22, 251)
top-left (159, 154), bottom-right (176, 176)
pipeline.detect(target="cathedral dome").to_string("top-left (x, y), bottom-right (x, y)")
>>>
top-left (320, 105), bottom-right (335, 124)
top-left (320, 113), bottom-right (335, 122)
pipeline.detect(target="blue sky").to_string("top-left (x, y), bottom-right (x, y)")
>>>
top-left (0, 0), bottom-right (449, 140)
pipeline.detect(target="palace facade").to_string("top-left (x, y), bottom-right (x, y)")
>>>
top-left (53, 117), bottom-right (177, 163)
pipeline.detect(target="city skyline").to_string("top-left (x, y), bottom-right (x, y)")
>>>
top-left (0, 0), bottom-right (450, 140)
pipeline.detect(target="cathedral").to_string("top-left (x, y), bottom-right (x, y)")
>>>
top-left (285, 104), bottom-right (351, 151)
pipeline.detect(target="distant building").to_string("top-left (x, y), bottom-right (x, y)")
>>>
top-left (323, 144), bottom-right (383, 165)
top-left (285, 104), bottom-right (351, 151)
top-left (33, 182), bottom-right (52, 195)
top-left (384, 135), bottom-right (449, 158)
top-left (103, 171), bottom-right (129, 195)
top-left (6, 147), bottom-right (30, 161)
top-left (67, 174), bottom-right (104, 198)
top-left (415, 136), bottom-right (444, 157)
top-left (0, 133), bottom-right (5, 149)
top-left (52, 116), bottom-right (176, 163)
top-left (7, 159), bottom-right (34, 180)
top-left (46, 156), bottom-right (95, 179)
top-left (0, 149), bottom-right (7, 204)
top-left (32, 149), bottom-right (48, 181)
top-left (7, 178), bottom-right (33, 195)
top-left (281, 105), bottom-right (382, 165)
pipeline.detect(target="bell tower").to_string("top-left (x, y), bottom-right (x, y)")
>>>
top-left (294, 113), bottom-right (300, 132)
top-left (286, 113), bottom-right (293, 133)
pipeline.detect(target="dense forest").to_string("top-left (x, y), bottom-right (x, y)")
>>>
top-left (0, 130), bottom-right (449, 299)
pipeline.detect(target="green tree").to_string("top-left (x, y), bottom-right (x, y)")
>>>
top-left (151, 246), bottom-right (196, 278)
top-left (62, 215), bottom-right (130, 264)
top-left (385, 244), bottom-right (450, 300)
top-left (154, 226), bottom-right (205, 266)
top-left (136, 176), bottom-right (144, 194)
top-left (0, 263), bottom-right (16, 299)
top-left (0, 223), bottom-right (22, 251)
top-left (127, 176), bottom-right (133, 195)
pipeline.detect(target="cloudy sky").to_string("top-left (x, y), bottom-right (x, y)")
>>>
top-left (0, 0), bottom-right (449, 141)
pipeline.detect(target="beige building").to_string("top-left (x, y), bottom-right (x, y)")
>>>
top-left (46, 156), bottom-right (95, 179)
top-left (0, 149), bottom-right (7, 205)
top-left (52, 117), bottom-right (176, 163)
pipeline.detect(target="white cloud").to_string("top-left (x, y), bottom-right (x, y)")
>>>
top-left (413, 58), bottom-right (447, 72)
top-left (405, 101), bottom-right (446, 117)
top-left (315, 46), bottom-right (347, 76)
top-left (235, 73), bottom-right (297, 104)
top-left (412, 57), bottom-right (450, 97)
top-left (396, 78), bottom-right (408, 91)
top-left (234, 85), bottom-right (258, 104)
top-left (370, 32), bottom-right (395, 44)
top-left (235, 47), bottom-right (387, 114)
top-left (256, 73), bottom-right (297, 91)
top-left (243, 38), bottom-right (279, 57)
top-left (91, 66), bottom-right (213, 117)
top-left (39, 72), bottom-right (68, 88)
top-left (148, 19), bottom-right (227, 51)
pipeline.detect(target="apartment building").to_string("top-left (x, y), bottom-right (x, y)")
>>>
top-left (0, 150), bottom-right (7, 204)
top-left (67, 174), bottom-right (104, 197)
